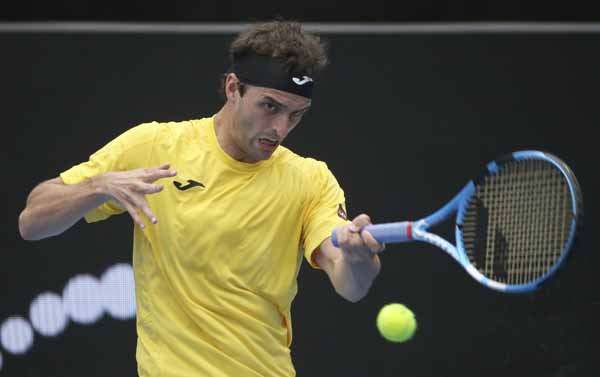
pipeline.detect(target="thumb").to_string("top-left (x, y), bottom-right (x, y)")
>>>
top-left (351, 213), bottom-right (372, 229)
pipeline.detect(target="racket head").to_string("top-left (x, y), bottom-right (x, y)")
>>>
top-left (455, 150), bottom-right (583, 293)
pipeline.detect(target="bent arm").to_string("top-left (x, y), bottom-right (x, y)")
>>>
top-left (18, 177), bottom-right (109, 241)
top-left (19, 164), bottom-right (176, 241)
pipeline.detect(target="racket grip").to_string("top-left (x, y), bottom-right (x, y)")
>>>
top-left (331, 222), bottom-right (413, 247)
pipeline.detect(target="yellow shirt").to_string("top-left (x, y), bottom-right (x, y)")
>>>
top-left (60, 116), bottom-right (348, 377)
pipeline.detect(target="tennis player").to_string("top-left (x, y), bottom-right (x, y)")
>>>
top-left (18, 20), bottom-right (383, 376)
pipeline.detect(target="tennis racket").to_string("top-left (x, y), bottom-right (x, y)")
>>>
top-left (332, 150), bottom-right (583, 293)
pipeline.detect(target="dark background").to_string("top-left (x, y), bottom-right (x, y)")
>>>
top-left (1, 3), bottom-right (599, 377)
top-left (1, 0), bottom-right (600, 22)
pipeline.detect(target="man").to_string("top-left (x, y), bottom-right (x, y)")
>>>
top-left (18, 20), bottom-right (383, 376)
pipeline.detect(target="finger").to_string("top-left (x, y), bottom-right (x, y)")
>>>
top-left (339, 223), bottom-right (366, 250)
top-left (337, 224), bottom-right (354, 246)
top-left (156, 163), bottom-right (170, 170)
top-left (145, 167), bottom-right (177, 182)
top-left (124, 190), bottom-right (158, 224)
top-left (136, 197), bottom-right (158, 224)
top-left (361, 229), bottom-right (385, 253)
top-left (119, 196), bottom-right (146, 228)
top-left (351, 213), bottom-right (372, 230)
top-left (136, 182), bottom-right (164, 195)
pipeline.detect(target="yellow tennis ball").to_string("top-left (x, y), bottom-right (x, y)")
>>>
top-left (376, 303), bottom-right (417, 343)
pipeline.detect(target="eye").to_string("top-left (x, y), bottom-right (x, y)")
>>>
top-left (263, 102), bottom-right (278, 113)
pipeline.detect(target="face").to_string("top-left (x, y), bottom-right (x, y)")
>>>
top-left (226, 75), bottom-right (311, 163)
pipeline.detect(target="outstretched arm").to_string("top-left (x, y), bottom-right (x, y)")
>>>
top-left (18, 163), bottom-right (176, 240)
top-left (313, 214), bottom-right (384, 302)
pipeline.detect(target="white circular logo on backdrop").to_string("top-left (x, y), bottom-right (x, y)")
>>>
top-left (100, 263), bottom-right (136, 319)
top-left (0, 317), bottom-right (34, 354)
top-left (62, 274), bottom-right (104, 324)
top-left (1, 263), bottom-right (137, 371)
top-left (29, 292), bottom-right (68, 337)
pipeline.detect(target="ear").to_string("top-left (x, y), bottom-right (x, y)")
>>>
top-left (225, 73), bottom-right (241, 101)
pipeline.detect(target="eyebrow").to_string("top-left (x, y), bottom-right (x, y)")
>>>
top-left (263, 96), bottom-right (311, 113)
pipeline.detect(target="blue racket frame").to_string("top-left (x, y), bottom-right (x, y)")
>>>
top-left (331, 150), bottom-right (581, 293)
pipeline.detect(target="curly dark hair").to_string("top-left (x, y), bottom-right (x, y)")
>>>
top-left (219, 20), bottom-right (329, 97)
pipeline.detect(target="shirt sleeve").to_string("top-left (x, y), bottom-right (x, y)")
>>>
top-left (59, 122), bottom-right (159, 223)
top-left (302, 160), bottom-right (351, 268)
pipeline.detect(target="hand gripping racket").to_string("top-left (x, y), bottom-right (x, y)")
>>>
top-left (332, 151), bottom-right (583, 293)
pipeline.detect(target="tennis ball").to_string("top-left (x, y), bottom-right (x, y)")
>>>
top-left (376, 303), bottom-right (417, 343)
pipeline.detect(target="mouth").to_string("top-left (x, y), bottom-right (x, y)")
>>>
top-left (257, 137), bottom-right (279, 151)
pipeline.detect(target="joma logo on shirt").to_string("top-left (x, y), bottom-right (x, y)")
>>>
top-left (173, 180), bottom-right (205, 191)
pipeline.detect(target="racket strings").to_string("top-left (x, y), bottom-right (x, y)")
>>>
top-left (462, 159), bottom-right (573, 284)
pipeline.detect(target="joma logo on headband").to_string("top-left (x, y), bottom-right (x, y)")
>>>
top-left (292, 76), bottom-right (313, 85)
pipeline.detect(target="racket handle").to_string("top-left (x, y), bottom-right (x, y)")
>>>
top-left (331, 222), bottom-right (413, 247)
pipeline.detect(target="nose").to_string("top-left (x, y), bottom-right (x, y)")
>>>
top-left (272, 115), bottom-right (293, 139)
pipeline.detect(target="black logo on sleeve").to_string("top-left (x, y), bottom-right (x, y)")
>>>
top-left (337, 204), bottom-right (348, 220)
top-left (173, 180), bottom-right (205, 191)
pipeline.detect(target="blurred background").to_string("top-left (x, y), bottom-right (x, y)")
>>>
top-left (1, 1), bottom-right (599, 376)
